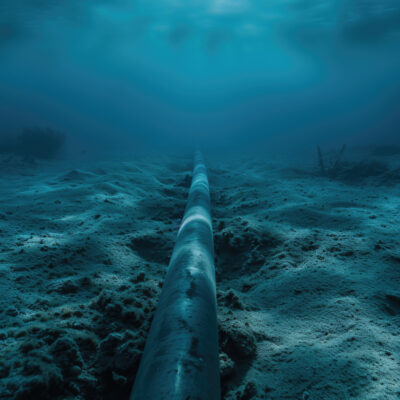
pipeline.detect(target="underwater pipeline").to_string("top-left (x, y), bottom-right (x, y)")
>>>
top-left (130, 151), bottom-right (220, 400)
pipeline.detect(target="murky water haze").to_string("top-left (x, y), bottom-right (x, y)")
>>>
top-left (1, 0), bottom-right (399, 152)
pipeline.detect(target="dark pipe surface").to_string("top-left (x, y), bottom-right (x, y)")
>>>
top-left (130, 151), bottom-right (220, 400)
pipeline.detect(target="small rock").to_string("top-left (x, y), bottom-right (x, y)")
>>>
top-left (70, 365), bottom-right (82, 376)
top-left (99, 333), bottom-right (125, 358)
top-left (105, 302), bottom-right (123, 317)
top-left (219, 352), bottom-right (235, 379)
top-left (237, 381), bottom-right (258, 399)
top-left (223, 290), bottom-right (244, 310)
top-left (219, 319), bottom-right (257, 360)
top-left (51, 336), bottom-right (83, 375)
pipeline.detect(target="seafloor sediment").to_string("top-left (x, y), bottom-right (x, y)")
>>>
top-left (0, 151), bottom-right (399, 399)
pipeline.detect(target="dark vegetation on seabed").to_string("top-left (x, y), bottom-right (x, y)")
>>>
top-left (315, 144), bottom-right (400, 184)
top-left (0, 127), bottom-right (66, 160)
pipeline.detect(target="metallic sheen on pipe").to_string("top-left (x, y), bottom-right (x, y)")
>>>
top-left (130, 151), bottom-right (220, 400)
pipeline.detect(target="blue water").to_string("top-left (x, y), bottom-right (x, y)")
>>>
top-left (1, 0), bottom-right (400, 150)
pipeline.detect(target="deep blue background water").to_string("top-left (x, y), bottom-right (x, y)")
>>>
top-left (1, 0), bottom-right (399, 152)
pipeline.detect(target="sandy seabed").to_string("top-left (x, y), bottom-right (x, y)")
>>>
top-left (0, 150), bottom-right (400, 400)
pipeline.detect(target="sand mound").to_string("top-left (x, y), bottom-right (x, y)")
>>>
top-left (61, 169), bottom-right (96, 182)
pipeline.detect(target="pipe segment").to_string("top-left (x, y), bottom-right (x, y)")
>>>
top-left (130, 151), bottom-right (220, 400)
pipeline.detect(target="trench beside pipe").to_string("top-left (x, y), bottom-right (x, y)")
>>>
top-left (130, 151), bottom-right (220, 400)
